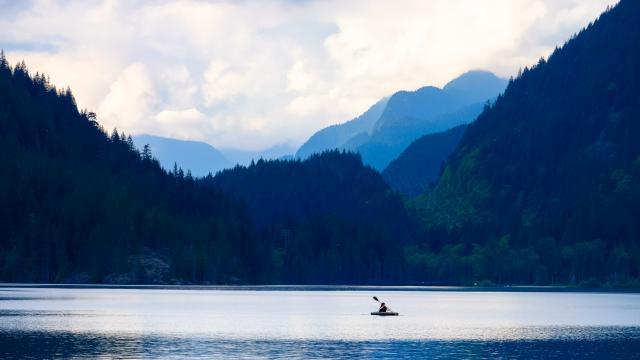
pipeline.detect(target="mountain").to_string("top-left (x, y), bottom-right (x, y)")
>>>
top-left (3, 1), bottom-right (635, 287)
top-left (354, 71), bottom-right (507, 170)
top-left (132, 134), bottom-right (231, 177)
top-left (0, 55), bottom-right (418, 285)
top-left (222, 143), bottom-right (297, 167)
top-left (382, 124), bottom-right (467, 197)
top-left (442, 70), bottom-right (512, 105)
top-left (357, 101), bottom-right (486, 170)
top-left (295, 71), bottom-right (506, 170)
top-left (295, 97), bottom-right (388, 159)
top-left (0, 55), bottom-right (264, 284)
top-left (210, 150), bottom-right (417, 284)
top-left (296, 72), bottom-right (506, 170)
top-left (130, 134), bottom-right (298, 175)
top-left (413, 0), bottom-right (640, 287)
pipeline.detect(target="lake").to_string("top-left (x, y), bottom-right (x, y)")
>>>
top-left (1, 286), bottom-right (639, 359)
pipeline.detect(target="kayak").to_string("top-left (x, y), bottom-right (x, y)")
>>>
top-left (370, 311), bottom-right (399, 316)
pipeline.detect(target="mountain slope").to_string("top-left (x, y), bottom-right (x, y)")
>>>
top-left (357, 101), bottom-right (485, 170)
top-left (222, 143), bottom-right (296, 167)
top-left (210, 150), bottom-right (418, 284)
top-left (442, 70), bottom-right (511, 105)
top-left (295, 97), bottom-right (388, 159)
top-left (0, 54), bottom-right (419, 285)
top-left (416, 0), bottom-right (640, 286)
top-left (382, 124), bottom-right (467, 197)
top-left (354, 71), bottom-right (507, 170)
top-left (133, 134), bottom-right (231, 177)
top-left (0, 56), bottom-right (264, 284)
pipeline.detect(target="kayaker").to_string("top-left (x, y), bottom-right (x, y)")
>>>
top-left (379, 302), bottom-right (388, 312)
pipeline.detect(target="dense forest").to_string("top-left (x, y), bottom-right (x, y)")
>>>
top-left (1, 0), bottom-right (639, 287)
top-left (0, 54), bottom-right (416, 284)
top-left (411, 0), bottom-right (640, 287)
top-left (0, 54), bottom-right (267, 284)
top-left (210, 152), bottom-right (417, 283)
top-left (382, 124), bottom-right (467, 198)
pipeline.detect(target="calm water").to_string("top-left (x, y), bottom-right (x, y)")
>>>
top-left (1, 286), bottom-right (639, 359)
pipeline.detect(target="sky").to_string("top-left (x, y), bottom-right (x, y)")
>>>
top-left (0, 0), bottom-right (617, 151)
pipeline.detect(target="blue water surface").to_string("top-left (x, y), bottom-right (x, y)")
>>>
top-left (0, 286), bottom-right (638, 359)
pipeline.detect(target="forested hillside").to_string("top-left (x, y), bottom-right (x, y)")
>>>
top-left (411, 0), bottom-right (640, 287)
top-left (0, 54), bottom-right (265, 284)
top-left (211, 151), bottom-right (418, 283)
top-left (1, 1), bottom-right (638, 287)
top-left (382, 124), bottom-right (467, 197)
top-left (0, 55), bottom-right (416, 284)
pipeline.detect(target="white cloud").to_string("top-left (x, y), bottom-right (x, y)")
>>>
top-left (0, 0), bottom-right (618, 150)
top-left (286, 95), bottom-right (323, 117)
top-left (154, 108), bottom-right (212, 140)
top-left (203, 60), bottom-right (249, 106)
top-left (287, 60), bottom-right (315, 92)
top-left (98, 62), bottom-right (158, 134)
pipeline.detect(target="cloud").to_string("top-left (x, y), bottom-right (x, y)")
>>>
top-left (203, 60), bottom-right (251, 106)
top-left (287, 60), bottom-right (315, 92)
top-left (155, 108), bottom-right (212, 140)
top-left (98, 63), bottom-right (157, 134)
top-left (0, 0), bottom-right (618, 150)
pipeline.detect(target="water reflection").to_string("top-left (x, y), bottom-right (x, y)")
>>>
top-left (1, 287), bottom-right (639, 358)
top-left (2, 330), bottom-right (640, 359)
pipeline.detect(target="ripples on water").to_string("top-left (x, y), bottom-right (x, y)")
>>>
top-left (2, 330), bottom-right (640, 359)
top-left (1, 286), bottom-right (639, 359)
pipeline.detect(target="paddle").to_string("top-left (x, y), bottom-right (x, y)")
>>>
top-left (372, 296), bottom-right (393, 312)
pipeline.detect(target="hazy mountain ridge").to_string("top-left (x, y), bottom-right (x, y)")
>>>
top-left (221, 143), bottom-right (297, 167)
top-left (357, 101), bottom-right (487, 170)
top-left (297, 71), bottom-right (507, 170)
top-left (295, 97), bottom-right (389, 159)
top-left (355, 71), bottom-right (507, 170)
top-left (382, 124), bottom-right (468, 197)
top-left (132, 134), bottom-right (231, 177)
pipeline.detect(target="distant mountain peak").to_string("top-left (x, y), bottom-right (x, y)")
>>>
top-left (296, 70), bottom-right (507, 170)
top-left (404, 86), bottom-right (442, 95)
top-left (132, 134), bottom-right (230, 177)
top-left (443, 70), bottom-right (507, 105)
top-left (295, 96), bottom-right (389, 159)
top-left (443, 70), bottom-right (501, 88)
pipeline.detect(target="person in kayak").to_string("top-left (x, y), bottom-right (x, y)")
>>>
top-left (378, 302), bottom-right (388, 312)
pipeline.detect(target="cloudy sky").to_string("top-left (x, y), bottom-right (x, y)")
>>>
top-left (1, 0), bottom-right (616, 151)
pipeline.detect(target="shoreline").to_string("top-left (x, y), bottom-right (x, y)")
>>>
top-left (1, 283), bottom-right (639, 293)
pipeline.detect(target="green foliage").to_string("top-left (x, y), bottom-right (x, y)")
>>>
top-left (2, 0), bottom-right (639, 287)
top-left (382, 124), bottom-right (467, 198)
top-left (408, 0), bottom-right (640, 286)
top-left (0, 56), bottom-right (420, 285)
top-left (0, 57), bottom-right (265, 284)
top-left (211, 150), bottom-right (419, 284)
